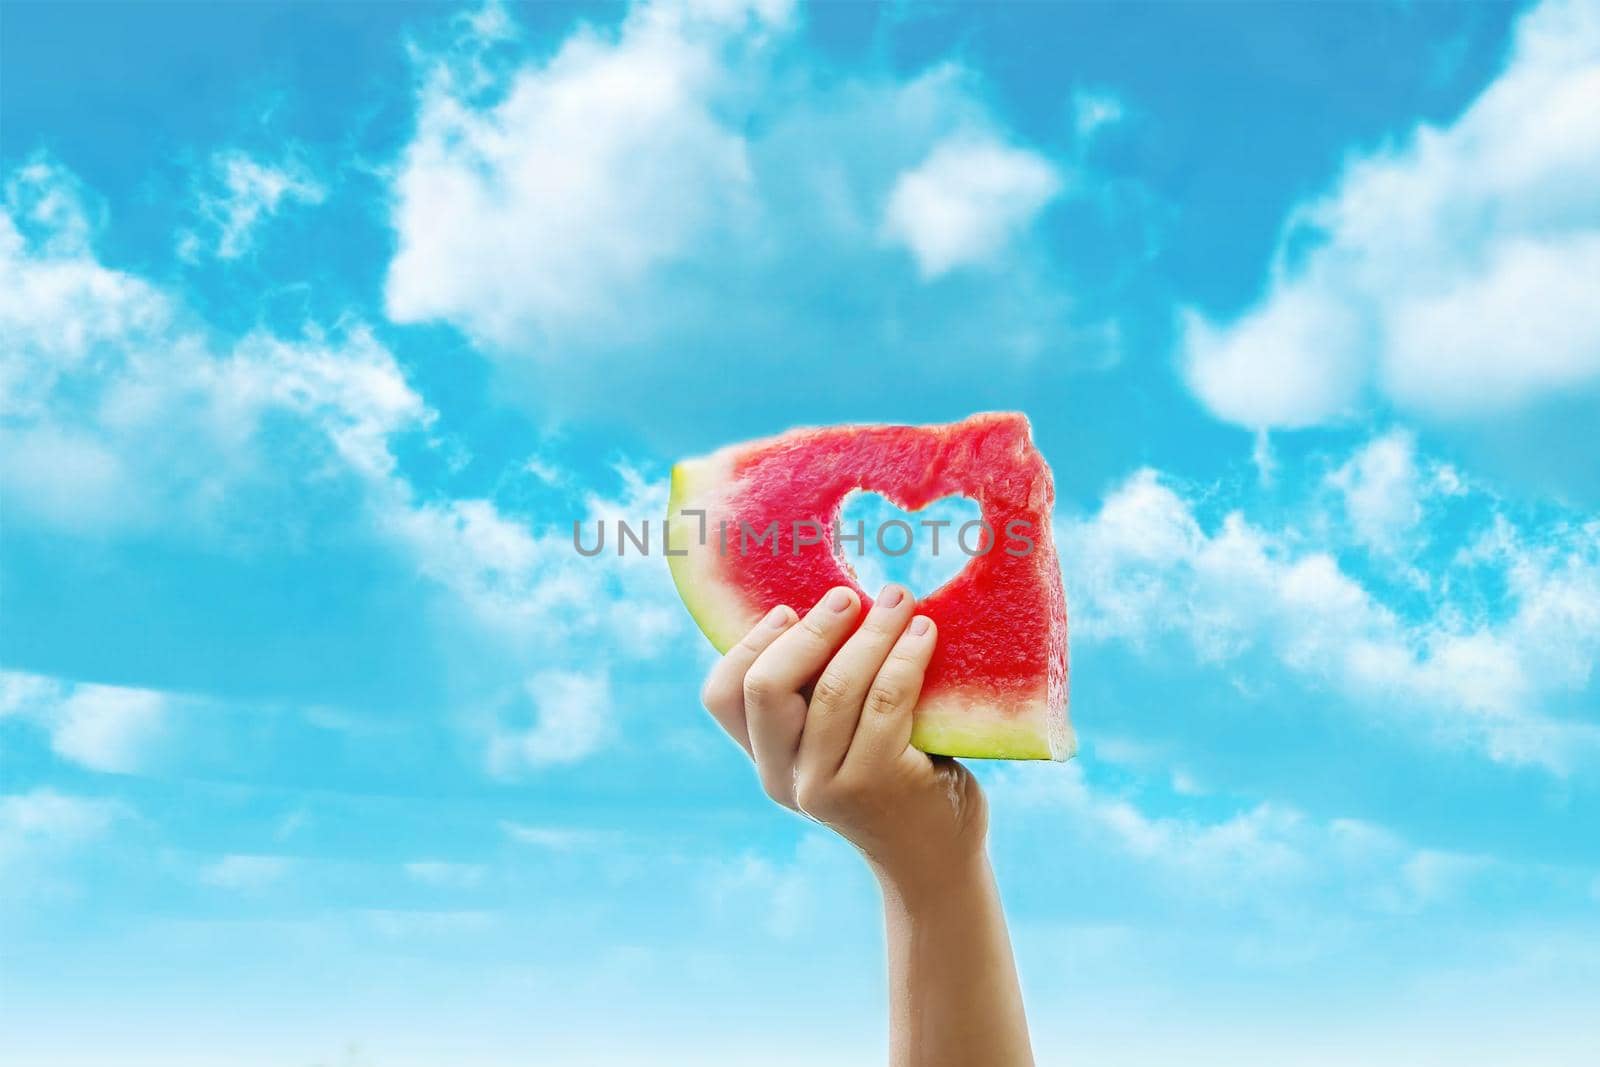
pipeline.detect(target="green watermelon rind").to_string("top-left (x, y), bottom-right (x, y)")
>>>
top-left (667, 453), bottom-right (761, 654)
top-left (912, 689), bottom-right (1065, 761)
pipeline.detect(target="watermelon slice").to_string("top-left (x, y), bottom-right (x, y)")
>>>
top-left (666, 412), bottom-right (1072, 761)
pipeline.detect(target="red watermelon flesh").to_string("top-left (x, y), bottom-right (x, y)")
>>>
top-left (666, 412), bottom-right (1072, 761)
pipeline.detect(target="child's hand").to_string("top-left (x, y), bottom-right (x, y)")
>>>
top-left (702, 584), bottom-right (1033, 1065)
top-left (699, 584), bottom-right (988, 891)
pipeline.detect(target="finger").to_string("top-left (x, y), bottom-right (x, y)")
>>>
top-left (743, 586), bottom-right (861, 806)
top-left (699, 605), bottom-right (797, 756)
top-left (842, 614), bottom-right (935, 774)
top-left (796, 584), bottom-right (915, 779)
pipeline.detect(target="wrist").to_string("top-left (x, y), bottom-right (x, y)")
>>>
top-left (872, 843), bottom-right (993, 915)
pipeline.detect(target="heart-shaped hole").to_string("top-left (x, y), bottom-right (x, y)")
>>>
top-left (836, 490), bottom-right (983, 599)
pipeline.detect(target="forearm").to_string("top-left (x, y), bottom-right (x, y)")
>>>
top-left (878, 851), bottom-right (1034, 1067)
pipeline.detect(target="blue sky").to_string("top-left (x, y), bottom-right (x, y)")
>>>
top-left (2, 1), bottom-right (1599, 1064)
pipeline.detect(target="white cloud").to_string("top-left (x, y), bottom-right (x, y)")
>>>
top-left (575, 464), bottom-right (687, 653)
top-left (1325, 430), bottom-right (1461, 556)
top-left (702, 834), bottom-right (864, 940)
top-left (1000, 767), bottom-right (1306, 889)
top-left (500, 821), bottom-right (617, 850)
top-left (0, 160), bottom-right (172, 420)
top-left (1383, 231), bottom-right (1600, 413)
top-left (181, 149), bottom-right (326, 261)
top-left (2, 157), bottom-right (689, 776)
top-left (705, 851), bottom-right (812, 938)
top-left (0, 789), bottom-right (125, 865)
top-left (487, 670), bottom-right (614, 773)
top-left (404, 860), bottom-right (488, 889)
top-left (200, 853), bottom-right (292, 890)
top-left (386, 0), bottom-right (781, 345)
top-left (0, 671), bottom-right (58, 717)
top-left (1182, 0), bottom-right (1600, 428)
top-left (1, 157), bottom-right (431, 539)
top-left (882, 134), bottom-right (1062, 278)
top-left (991, 765), bottom-right (1497, 913)
top-left (1182, 281), bottom-right (1368, 429)
top-left (1071, 87), bottom-right (1125, 142)
top-left (50, 684), bottom-right (168, 774)
top-left (384, 461), bottom-right (684, 656)
top-left (382, 0), bottom-right (1092, 406)
top-left (0, 670), bottom-right (168, 774)
top-left (1060, 454), bottom-right (1600, 770)
top-left (382, 497), bottom-right (582, 627)
top-left (361, 907), bottom-right (497, 939)
top-left (2, 155), bottom-right (568, 612)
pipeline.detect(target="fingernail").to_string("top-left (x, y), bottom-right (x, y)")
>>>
top-left (878, 584), bottom-right (905, 609)
top-left (765, 605), bottom-right (793, 628)
top-left (909, 615), bottom-right (931, 637)
top-left (825, 587), bottom-right (854, 613)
